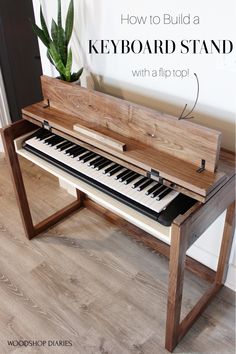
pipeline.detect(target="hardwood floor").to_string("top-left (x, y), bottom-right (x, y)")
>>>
top-left (0, 153), bottom-right (235, 354)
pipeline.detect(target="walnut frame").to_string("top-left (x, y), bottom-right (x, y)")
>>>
top-left (1, 119), bottom-right (235, 352)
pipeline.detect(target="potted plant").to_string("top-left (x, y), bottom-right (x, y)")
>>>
top-left (32, 0), bottom-right (83, 83)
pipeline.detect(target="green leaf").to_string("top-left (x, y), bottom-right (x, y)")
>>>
top-left (55, 0), bottom-right (67, 66)
top-left (57, 0), bottom-right (62, 28)
top-left (32, 23), bottom-right (50, 48)
top-left (51, 19), bottom-right (58, 48)
top-left (40, 5), bottom-right (50, 43)
top-left (71, 67), bottom-right (83, 82)
top-left (57, 26), bottom-right (67, 66)
top-left (65, 0), bottom-right (74, 44)
top-left (49, 41), bottom-right (66, 78)
top-left (65, 48), bottom-right (72, 80)
top-left (47, 49), bottom-right (54, 66)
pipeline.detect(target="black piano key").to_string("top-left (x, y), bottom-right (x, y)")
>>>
top-left (65, 145), bottom-right (81, 155)
top-left (37, 131), bottom-right (53, 140)
top-left (137, 180), bottom-right (153, 191)
top-left (81, 152), bottom-right (97, 163)
top-left (43, 134), bottom-right (55, 143)
top-left (50, 136), bottom-right (65, 146)
top-left (145, 183), bottom-right (161, 195)
top-left (76, 149), bottom-right (89, 158)
top-left (89, 156), bottom-right (105, 167)
top-left (151, 185), bottom-right (166, 198)
top-left (115, 169), bottom-right (130, 180)
top-left (107, 165), bottom-right (123, 176)
top-left (71, 147), bottom-right (87, 157)
top-left (44, 135), bottom-right (58, 145)
top-left (119, 171), bottom-right (135, 182)
top-left (77, 150), bottom-right (91, 161)
top-left (124, 173), bottom-right (140, 185)
top-left (132, 177), bottom-right (148, 189)
top-left (96, 160), bottom-right (111, 171)
top-left (55, 140), bottom-right (68, 150)
top-left (78, 151), bottom-right (91, 161)
top-left (33, 129), bottom-right (44, 140)
top-left (156, 187), bottom-right (171, 201)
top-left (64, 144), bottom-right (77, 154)
top-left (59, 142), bottom-right (74, 152)
top-left (35, 129), bottom-right (47, 140)
top-left (103, 163), bottom-right (118, 174)
top-left (41, 131), bottom-right (54, 138)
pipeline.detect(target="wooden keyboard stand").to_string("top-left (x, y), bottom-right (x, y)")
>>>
top-left (1, 76), bottom-right (235, 352)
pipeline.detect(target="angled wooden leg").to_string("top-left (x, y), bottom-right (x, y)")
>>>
top-left (177, 202), bottom-right (235, 345)
top-left (215, 201), bottom-right (235, 285)
top-left (2, 121), bottom-right (36, 239)
top-left (165, 201), bottom-right (235, 352)
top-left (33, 198), bottom-right (83, 237)
top-left (165, 223), bottom-right (188, 352)
top-left (1, 120), bottom-right (85, 240)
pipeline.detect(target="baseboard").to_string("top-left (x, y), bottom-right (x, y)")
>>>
top-left (225, 264), bottom-right (236, 291)
top-left (187, 243), bottom-right (236, 292)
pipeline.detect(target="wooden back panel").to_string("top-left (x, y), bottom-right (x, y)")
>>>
top-left (41, 75), bottom-right (221, 172)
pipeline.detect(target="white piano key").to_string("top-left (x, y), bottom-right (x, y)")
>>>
top-left (25, 136), bottom-right (179, 213)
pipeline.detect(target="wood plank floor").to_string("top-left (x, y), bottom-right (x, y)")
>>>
top-left (0, 153), bottom-right (235, 354)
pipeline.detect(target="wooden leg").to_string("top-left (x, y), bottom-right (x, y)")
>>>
top-left (2, 122), bottom-right (36, 239)
top-left (165, 223), bottom-right (188, 352)
top-left (33, 199), bottom-right (83, 237)
top-left (1, 120), bottom-right (84, 240)
top-left (215, 201), bottom-right (235, 285)
top-left (165, 201), bottom-right (235, 352)
top-left (177, 202), bottom-right (236, 344)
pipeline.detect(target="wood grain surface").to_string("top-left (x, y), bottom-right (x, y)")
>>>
top-left (40, 75), bottom-right (221, 173)
top-left (0, 153), bottom-right (235, 354)
top-left (73, 123), bottom-right (127, 152)
top-left (22, 103), bottom-right (226, 199)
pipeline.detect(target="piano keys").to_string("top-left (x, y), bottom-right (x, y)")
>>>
top-left (22, 128), bottom-right (196, 226)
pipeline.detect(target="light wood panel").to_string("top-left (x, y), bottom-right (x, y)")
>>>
top-left (73, 123), bottom-right (127, 152)
top-left (40, 75), bottom-right (221, 173)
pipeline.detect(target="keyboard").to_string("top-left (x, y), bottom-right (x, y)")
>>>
top-left (22, 128), bottom-right (196, 226)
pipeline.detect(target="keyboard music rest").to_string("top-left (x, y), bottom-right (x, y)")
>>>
top-left (14, 133), bottom-right (171, 244)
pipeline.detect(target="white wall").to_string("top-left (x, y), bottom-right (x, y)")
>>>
top-left (34, 0), bottom-right (236, 289)
top-left (34, 0), bottom-right (236, 150)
